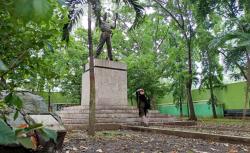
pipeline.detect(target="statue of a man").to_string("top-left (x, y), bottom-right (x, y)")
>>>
top-left (95, 12), bottom-right (118, 61)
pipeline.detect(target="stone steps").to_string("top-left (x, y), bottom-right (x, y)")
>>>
top-left (63, 123), bottom-right (122, 130)
top-left (62, 105), bottom-right (138, 110)
top-left (58, 110), bottom-right (137, 114)
top-left (57, 112), bottom-right (168, 119)
top-left (57, 109), bottom-right (161, 114)
top-left (62, 118), bottom-right (136, 124)
top-left (58, 113), bottom-right (137, 118)
top-left (63, 122), bottom-right (169, 130)
top-left (57, 105), bottom-right (177, 130)
top-left (61, 117), bottom-right (174, 124)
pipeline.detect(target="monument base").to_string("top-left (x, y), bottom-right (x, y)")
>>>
top-left (81, 59), bottom-right (127, 107)
top-left (57, 105), bottom-right (176, 130)
top-left (57, 59), bottom-right (177, 130)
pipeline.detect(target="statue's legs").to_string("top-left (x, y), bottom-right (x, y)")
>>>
top-left (95, 33), bottom-right (106, 58)
top-left (106, 35), bottom-right (113, 61)
top-left (96, 32), bottom-right (113, 60)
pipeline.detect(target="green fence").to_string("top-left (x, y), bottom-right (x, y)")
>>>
top-left (37, 81), bottom-right (248, 116)
top-left (157, 101), bottom-right (224, 118)
top-left (159, 81), bottom-right (249, 110)
top-left (38, 92), bottom-right (80, 104)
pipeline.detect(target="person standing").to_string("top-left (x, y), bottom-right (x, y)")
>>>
top-left (136, 88), bottom-right (150, 126)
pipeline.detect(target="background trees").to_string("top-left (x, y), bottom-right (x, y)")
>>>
top-left (62, 0), bottom-right (145, 136)
top-left (1, 0), bottom-right (250, 123)
top-left (0, 0), bottom-right (67, 91)
top-left (152, 0), bottom-right (198, 120)
top-left (204, 0), bottom-right (250, 118)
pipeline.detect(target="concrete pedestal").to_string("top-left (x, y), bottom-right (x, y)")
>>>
top-left (57, 59), bottom-right (176, 130)
top-left (81, 59), bottom-right (128, 107)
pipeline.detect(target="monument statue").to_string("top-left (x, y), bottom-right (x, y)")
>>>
top-left (95, 12), bottom-right (118, 61)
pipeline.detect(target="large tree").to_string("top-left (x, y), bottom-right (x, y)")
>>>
top-left (0, 0), bottom-right (66, 91)
top-left (0, 0), bottom-right (65, 150)
top-left (198, 26), bottom-right (224, 118)
top-left (153, 0), bottom-right (198, 120)
top-left (63, 0), bottom-right (144, 136)
top-left (207, 0), bottom-right (250, 118)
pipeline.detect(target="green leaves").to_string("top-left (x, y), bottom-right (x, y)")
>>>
top-left (0, 0), bottom-right (67, 90)
top-left (0, 119), bottom-right (17, 145)
top-left (17, 137), bottom-right (36, 149)
top-left (0, 116), bottom-right (57, 149)
top-left (4, 93), bottom-right (23, 110)
top-left (210, 32), bottom-right (250, 50)
top-left (0, 60), bottom-right (8, 71)
top-left (14, 123), bottom-right (43, 150)
top-left (14, 110), bottom-right (19, 121)
top-left (37, 128), bottom-right (58, 143)
top-left (42, 128), bottom-right (58, 143)
top-left (123, 0), bottom-right (145, 30)
top-left (13, 0), bottom-right (53, 23)
top-left (125, 51), bottom-right (166, 103)
top-left (14, 0), bottom-right (33, 20)
top-left (33, 0), bottom-right (51, 19)
top-left (0, 100), bottom-right (6, 109)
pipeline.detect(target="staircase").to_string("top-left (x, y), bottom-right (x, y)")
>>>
top-left (57, 105), bottom-right (177, 130)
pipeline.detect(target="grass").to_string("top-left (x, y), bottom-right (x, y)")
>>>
top-left (96, 131), bottom-right (125, 138)
top-left (197, 118), bottom-right (250, 126)
top-left (38, 92), bottom-right (80, 104)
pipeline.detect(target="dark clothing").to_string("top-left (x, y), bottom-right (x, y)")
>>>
top-left (95, 31), bottom-right (113, 60)
top-left (137, 94), bottom-right (149, 117)
top-left (95, 20), bottom-right (116, 61)
top-left (100, 21), bottom-right (114, 32)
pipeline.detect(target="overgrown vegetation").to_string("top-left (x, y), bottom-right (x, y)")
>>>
top-left (0, 0), bottom-right (63, 150)
top-left (1, 0), bottom-right (250, 144)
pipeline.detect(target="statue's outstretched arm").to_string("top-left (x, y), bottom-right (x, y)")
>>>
top-left (111, 13), bottom-right (118, 29)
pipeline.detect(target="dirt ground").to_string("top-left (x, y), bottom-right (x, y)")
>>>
top-left (62, 130), bottom-right (250, 153)
top-left (162, 119), bottom-right (250, 137)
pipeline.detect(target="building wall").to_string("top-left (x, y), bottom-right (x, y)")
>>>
top-left (158, 82), bottom-right (246, 117)
top-left (158, 102), bottom-right (224, 118)
top-left (38, 92), bottom-right (80, 104)
top-left (39, 81), bottom-right (248, 116)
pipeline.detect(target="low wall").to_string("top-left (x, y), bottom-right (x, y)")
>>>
top-left (159, 81), bottom-right (249, 110)
top-left (158, 101), bottom-right (224, 118)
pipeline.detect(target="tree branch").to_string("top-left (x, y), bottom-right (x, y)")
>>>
top-left (156, 30), bottom-right (170, 50)
top-left (219, 49), bottom-right (248, 80)
top-left (153, 0), bottom-right (183, 29)
top-left (176, 0), bottom-right (185, 28)
top-left (0, 51), bottom-right (28, 78)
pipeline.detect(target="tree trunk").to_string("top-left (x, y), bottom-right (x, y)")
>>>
top-left (131, 97), bottom-right (133, 106)
top-left (243, 82), bottom-right (249, 119)
top-left (186, 41), bottom-right (197, 121)
top-left (151, 96), bottom-right (156, 110)
top-left (243, 59), bottom-right (250, 119)
top-left (209, 76), bottom-right (217, 118)
top-left (207, 53), bottom-right (217, 118)
top-left (186, 82), bottom-right (196, 120)
top-left (0, 76), bottom-right (7, 90)
top-left (179, 97), bottom-right (183, 117)
top-left (186, 96), bottom-right (189, 117)
top-left (48, 88), bottom-right (51, 112)
top-left (87, 1), bottom-right (96, 136)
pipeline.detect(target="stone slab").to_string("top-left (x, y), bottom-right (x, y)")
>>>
top-left (30, 115), bottom-right (66, 132)
top-left (85, 59), bottom-right (127, 71)
top-left (64, 123), bottom-right (122, 131)
top-left (163, 121), bottom-right (197, 126)
top-left (81, 59), bottom-right (127, 107)
top-left (121, 125), bottom-right (250, 146)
